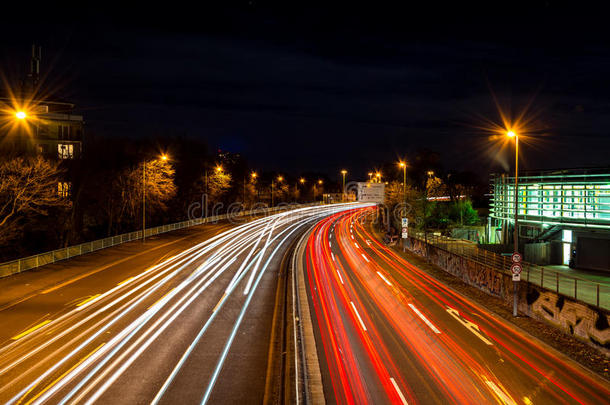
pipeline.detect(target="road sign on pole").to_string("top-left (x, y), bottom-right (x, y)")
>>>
top-left (511, 263), bottom-right (522, 282)
top-left (511, 252), bottom-right (522, 263)
top-left (402, 227), bottom-right (408, 238)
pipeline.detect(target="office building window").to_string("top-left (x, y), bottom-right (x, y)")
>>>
top-left (58, 143), bottom-right (74, 159)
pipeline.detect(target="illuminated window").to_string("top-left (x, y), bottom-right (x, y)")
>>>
top-left (58, 182), bottom-right (71, 198)
top-left (58, 143), bottom-right (74, 159)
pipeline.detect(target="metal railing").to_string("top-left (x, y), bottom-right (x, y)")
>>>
top-left (0, 204), bottom-right (316, 278)
top-left (411, 231), bottom-right (610, 310)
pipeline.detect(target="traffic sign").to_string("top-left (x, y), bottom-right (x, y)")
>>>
top-left (511, 252), bottom-right (522, 263)
top-left (401, 217), bottom-right (408, 227)
top-left (510, 263), bottom-right (522, 275)
top-left (512, 273), bottom-right (521, 281)
top-left (402, 227), bottom-right (408, 238)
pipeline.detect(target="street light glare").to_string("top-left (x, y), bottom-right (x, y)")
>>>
top-left (507, 130), bottom-right (516, 138)
top-left (398, 161), bottom-right (405, 168)
top-left (251, 172), bottom-right (257, 178)
top-left (300, 178), bottom-right (305, 183)
top-left (278, 176), bottom-right (283, 182)
top-left (341, 170), bottom-right (347, 175)
top-left (160, 154), bottom-right (168, 161)
top-left (216, 166), bottom-right (223, 172)
top-left (16, 111), bottom-right (26, 119)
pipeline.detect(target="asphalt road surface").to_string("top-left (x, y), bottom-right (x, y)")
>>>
top-left (0, 204), bottom-right (361, 404)
top-left (303, 206), bottom-right (610, 404)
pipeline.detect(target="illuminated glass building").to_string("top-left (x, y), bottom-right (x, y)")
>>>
top-left (490, 168), bottom-right (610, 272)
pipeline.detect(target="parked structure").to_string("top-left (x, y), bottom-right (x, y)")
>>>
top-left (489, 168), bottom-right (610, 272)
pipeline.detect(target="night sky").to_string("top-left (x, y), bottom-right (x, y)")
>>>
top-left (2, 2), bottom-right (609, 179)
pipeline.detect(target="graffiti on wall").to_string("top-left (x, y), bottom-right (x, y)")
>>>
top-left (408, 238), bottom-right (504, 297)
top-left (526, 289), bottom-right (610, 350)
top-left (407, 237), bottom-right (610, 352)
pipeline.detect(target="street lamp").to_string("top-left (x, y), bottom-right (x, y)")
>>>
top-left (507, 129), bottom-right (520, 317)
top-left (375, 172), bottom-right (381, 183)
top-left (398, 161), bottom-right (407, 202)
top-left (368, 172), bottom-right (373, 182)
top-left (143, 154), bottom-right (170, 242)
top-left (341, 170), bottom-right (347, 202)
top-left (272, 175), bottom-right (283, 207)
top-left (15, 111), bottom-right (27, 120)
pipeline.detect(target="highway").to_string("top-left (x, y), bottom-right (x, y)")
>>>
top-left (303, 206), bottom-right (610, 404)
top-left (0, 204), bottom-right (362, 404)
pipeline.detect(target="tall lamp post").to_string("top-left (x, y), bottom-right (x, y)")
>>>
top-left (143, 154), bottom-right (168, 242)
top-left (341, 170), bottom-right (347, 202)
top-left (507, 130), bottom-right (520, 317)
top-left (398, 161), bottom-right (407, 250)
top-left (251, 172), bottom-right (258, 204)
top-left (272, 175), bottom-right (283, 207)
top-left (299, 177), bottom-right (305, 202)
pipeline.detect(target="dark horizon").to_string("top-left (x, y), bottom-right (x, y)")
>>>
top-left (2, 2), bottom-right (609, 180)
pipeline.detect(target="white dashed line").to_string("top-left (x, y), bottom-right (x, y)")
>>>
top-left (376, 271), bottom-right (392, 286)
top-left (408, 304), bottom-right (441, 334)
top-left (390, 377), bottom-right (409, 405)
top-left (350, 301), bottom-right (367, 331)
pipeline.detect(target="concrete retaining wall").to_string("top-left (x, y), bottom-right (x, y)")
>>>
top-left (409, 237), bottom-right (610, 353)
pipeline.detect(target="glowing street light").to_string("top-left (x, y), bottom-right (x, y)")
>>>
top-left (143, 154), bottom-right (170, 242)
top-left (15, 111), bottom-right (27, 120)
top-left (272, 175), bottom-right (283, 207)
top-left (507, 129), bottom-right (520, 317)
top-left (368, 172), bottom-right (373, 182)
top-left (299, 178), bottom-right (305, 184)
top-left (251, 172), bottom-right (258, 179)
top-left (341, 170), bottom-right (347, 202)
top-left (215, 165), bottom-right (223, 173)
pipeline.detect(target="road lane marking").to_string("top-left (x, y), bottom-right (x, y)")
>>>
top-left (390, 377), bottom-right (409, 405)
top-left (336, 270), bottom-right (344, 285)
top-left (12, 320), bottom-right (52, 340)
top-left (350, 234), bottom-right (354, 239)
top-left (366, 239), bottom-right (371, 246)
top-left (331, 252), bottom-right (335, 261)
top-left (117, 276), bottom-right (134, 286)
top-left (354, 242), bottom-right (359, 249)
top-left (37, 233), bottom-right (196, 295)
top-left (446, 307), bottom-right (493, 345)
top-left (361, 253), bottom-right (370, 263)
top-left (350, 301), bottom-right (367, 331)
top-left (408, 304), bottom-right (441, 334)
top-left (20, 342), bottom-right (105, 405)
top-left (376, 271), bottom-right (392, 286)
top-left (329, 241), bottom-right (332, 248)
top-left (483, 376), bottom-right (517, 405)
top-left (76, 294), bottom-right (101, 307)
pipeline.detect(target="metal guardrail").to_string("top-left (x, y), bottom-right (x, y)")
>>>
top-left (411, 231), bottom-right (610, 310)
top-left (0, 204), bottom-right (316, 278)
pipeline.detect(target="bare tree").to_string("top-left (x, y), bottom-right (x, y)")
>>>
top-left (0, 156), bottom-right (71, 244)
top-left (103, 159), bottom-right (177, 235)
